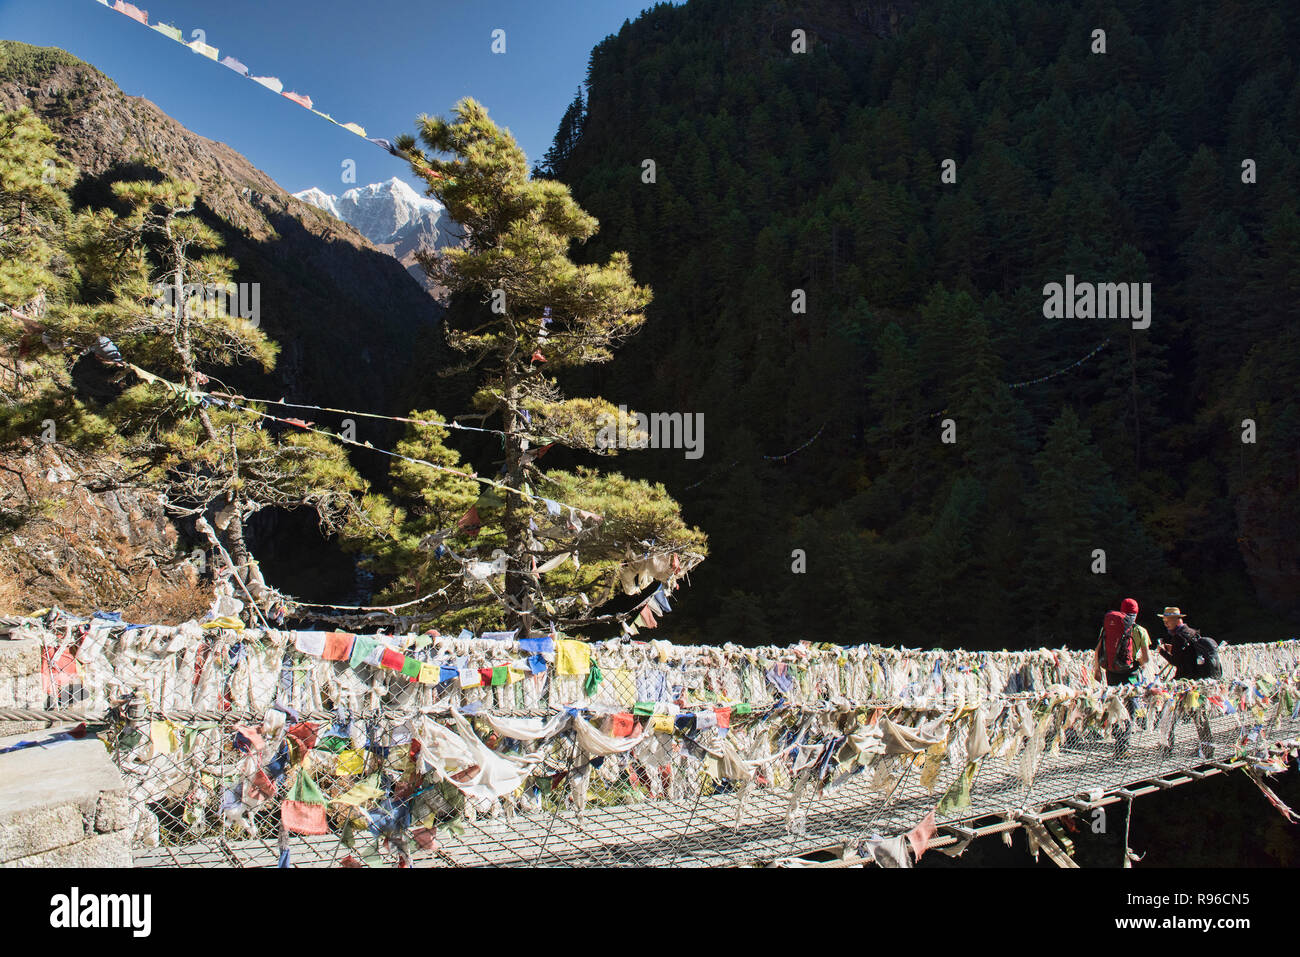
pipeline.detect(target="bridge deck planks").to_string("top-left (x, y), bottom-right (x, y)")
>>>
top-left (132, 711), bottom-right (1289, 867)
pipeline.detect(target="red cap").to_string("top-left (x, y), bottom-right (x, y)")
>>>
top-left (1120, 598), bottom-right (1139, 615)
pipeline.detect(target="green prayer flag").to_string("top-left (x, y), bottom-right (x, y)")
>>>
top-left (401, 656), bottom-right (422, 678)
top-left (734, 703), bottom-right (752, 715)
top-left (584, 661), bottom-right (603, 696)
top-left (936, 762), bottom-right (976, 816)
top-left (491, 665), bottom-right (508, 686)
top-left (633, 702), bottom-right (655, 716)
top-left (288, 768), bottom-right (327, 806)
top-left (349, 635), bottom-right (379, 670)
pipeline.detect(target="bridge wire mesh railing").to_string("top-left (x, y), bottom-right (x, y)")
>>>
top-left (4, 617), bottom-right (1299, 867)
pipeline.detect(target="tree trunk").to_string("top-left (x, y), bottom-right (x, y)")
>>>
top-left (501, 361), bottom-right (539, 638)
top-left (172, 255), bottom-right (251, 577)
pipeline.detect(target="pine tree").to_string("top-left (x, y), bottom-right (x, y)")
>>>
top-left (533, 87), bottom-right (586, 179)
top-left (393, 99), bottom-right (705, 638)
top-left (74, 178), bottom-right (372, 612)
top-left (0, 107), bottom-right (115, 446)
top-left (1023, 407), bottom-right (1166, 642)
top-left (0, 108), bottom-right (69, 323)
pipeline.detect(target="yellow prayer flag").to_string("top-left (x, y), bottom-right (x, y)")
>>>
top-left (334, 778), bottom-right (385, 807)
top-left (556, 639), bottom-right (590, 676)
top-left (336, 749), bottom-right (365, 776)
top-left (150, 720), bottom-right (178, 756)
top-left (417, 662), bottom-right (441, 684)
top-left (201, 616), bottom-right (244, 631)
top-left (611, 667), bottom-right (636, 706)
top-left (650, 714), bottom-right (674, 733)
top-left (919, 749), bottom-right (944, 792)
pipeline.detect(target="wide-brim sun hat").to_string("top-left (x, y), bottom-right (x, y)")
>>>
top-left (1158, 606), bottom-right (1186, 618)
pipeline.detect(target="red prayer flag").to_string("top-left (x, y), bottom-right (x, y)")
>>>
top-left (639, 605), bottom-right (658, 629)
top-left (40, 646), bottom-right (78, 693)
top-left (610, 712), bottom-right (636, 737)
top-left (247, 769), bottom-right (275, 802)
top-left (232, 724), bottom-right (265, 754)
top-left (287, 721), bottom-right (318, 751)
top-left (113, 1), bottom-right (149, 24)
top-left (322, 632), bottom-right (354, 661)
top-left (457, 506), bottom-right (481, 536)
top-left (281, 800), bottom-right (329, 835)
top-left (380, 647), bottom-right (405, 671)
top-left (907, 809), bottom-right (938, 862)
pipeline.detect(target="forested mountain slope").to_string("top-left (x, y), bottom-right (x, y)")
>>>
top-left (543, 0), bottom-right (1300, 647)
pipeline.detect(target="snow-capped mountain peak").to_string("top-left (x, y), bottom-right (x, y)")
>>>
top-left (293, 177), bottom-right (463, 292)
top-left (293, 186), bottom-right (340, 219)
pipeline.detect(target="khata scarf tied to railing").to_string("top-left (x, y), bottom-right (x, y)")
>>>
top-left (4, 611), bottom-right (1298, 866)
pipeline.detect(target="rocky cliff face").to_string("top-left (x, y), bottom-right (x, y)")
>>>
top-left (0, 41), bottom-right (444, 419)
top-left (0, 443), bottom-right (207, 619)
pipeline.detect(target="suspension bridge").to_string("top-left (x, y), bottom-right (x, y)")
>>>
top-left (1, 614), bottom-right (1296, 868)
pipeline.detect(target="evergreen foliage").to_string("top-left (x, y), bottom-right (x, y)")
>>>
top-left (543, 0), bottom-right (1300, 644)
top-left (359, 100), bottom-right (706, 636)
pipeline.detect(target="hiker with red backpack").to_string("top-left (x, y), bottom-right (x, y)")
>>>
top-left (1093, 598), bottom-right (1151, 757)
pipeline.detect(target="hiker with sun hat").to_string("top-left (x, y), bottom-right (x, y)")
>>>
top-left (1156, 606), bottom-right (1218, 757)
top-left (1156, 607), bottom-right (1210, 677)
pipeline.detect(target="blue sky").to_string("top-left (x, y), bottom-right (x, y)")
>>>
top-left (0, 0), bottom-right (675, 195)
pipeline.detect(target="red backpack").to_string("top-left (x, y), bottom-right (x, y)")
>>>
top-left (1101, 611), bottom-right (1136, 673)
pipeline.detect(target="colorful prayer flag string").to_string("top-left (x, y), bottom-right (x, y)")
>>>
top-left (1007, 339), bottom-right (1111, 390)
top-left (94, 0), bottom-right (449, 182)
top-left (206, 389), bottom-right (544, 443)
top-left (122, 363), bottom-right (602, 520)
top-left (760, 421), bottom-right (828, 462)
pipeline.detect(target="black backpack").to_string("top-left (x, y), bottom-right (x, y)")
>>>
top-left (1188, 633), bottom-right (1223, 680)
top-left (1172, 626), bottom-right (1222, 679)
